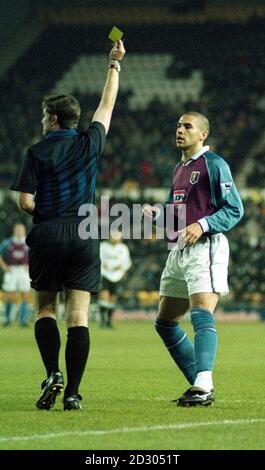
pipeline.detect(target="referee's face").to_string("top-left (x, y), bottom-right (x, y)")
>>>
top-left (176, 115), bottom-right (205, 151)
top-left (41, 108), bottom-right (55, 135)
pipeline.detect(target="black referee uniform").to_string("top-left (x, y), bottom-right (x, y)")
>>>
top-left (11, 123), bottom-right (106, 293)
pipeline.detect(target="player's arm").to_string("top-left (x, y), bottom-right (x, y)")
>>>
top-left (142, 186), bottom-right (174, 221)
top-left (92, 40), bottom-right (125, 134)
top-left (121, 245), bottom-right (132, 272)
top-left (0, 255), bottom-right (10, 272)
top-left (200, 157), bottom-right (244, 234)
top-left (0, 241), bottom-right (10, 271)
top-left (17, 192), bottom-right (35, 215)
top-left (141, 204), bottom-right (161, 218)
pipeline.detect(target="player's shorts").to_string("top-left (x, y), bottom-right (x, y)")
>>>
top-left (2, 266), bottom-right (31, 293)
top-left (159, 233), bottom-right (229, 299)
top-left (101, 277), bottom-right (119, 295)
top-left (26, 218), bottom-right (101, 293)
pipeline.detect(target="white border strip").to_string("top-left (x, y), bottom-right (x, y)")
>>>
top-left (1, 418), bottom-right (265, 443)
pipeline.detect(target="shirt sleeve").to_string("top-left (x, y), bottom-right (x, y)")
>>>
top-left (122, 245), bottom-right (132, 271)
top-left (0, 239), bottom-right (10, 257)
top-left (85, 121), bottom-right (106, 157)
top-left (205, 156), bottom-right (244, 234)
top-left (10, 149), bottom-right (38, 194)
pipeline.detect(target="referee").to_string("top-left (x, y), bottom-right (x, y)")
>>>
top-left (10, 40), bottom-right (125, 411)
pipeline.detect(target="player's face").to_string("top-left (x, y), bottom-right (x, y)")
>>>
top-left (13, 224), bottom-right (26, 239)
top-left (41, 108), bottom-right (54, 135)
top-left (176, 115), bottom-right (205, 150)
top-left (110, 230), bottom-right (123, 243)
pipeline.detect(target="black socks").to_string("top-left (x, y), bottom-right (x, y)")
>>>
top-left (34, 317), bottom-right (61, 377)
top-left (64, 326), bottom-right (90, 397)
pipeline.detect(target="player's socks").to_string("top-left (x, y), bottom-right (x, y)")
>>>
top-left (107, 307), bottom-right (115, 327)
top-left (4, 301), bottom-right (13, 325)
top-left (155, 318), bottom-right (196, 385)
top-left (99, 306), bottom-right (108, 326)
top-left (34, 317), bottom-right (61, 376)
top-left (193, 371), bottom-right (213, 392)
top-left (64, 326), bottom-right (90, 397)
top-left (191, 307), bottom-right (217, 391)
top-left (18, 301), bottom-right (29, 326)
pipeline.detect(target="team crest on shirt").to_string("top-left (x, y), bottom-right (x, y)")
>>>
top-left (173, 190), bottom-right (187, 204)
top-left (190, 171), bottom-right (200, 184)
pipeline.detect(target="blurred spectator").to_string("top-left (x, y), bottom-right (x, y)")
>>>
top-left (0, 223), bottom-right (31, 327)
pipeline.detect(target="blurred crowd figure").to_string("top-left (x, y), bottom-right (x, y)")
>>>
top-left (1, 21), bottom-right (265, 190)
top-left (99, 231), bottom-right (132, 328)
top-left (0, 223), bottom-right (31, 327)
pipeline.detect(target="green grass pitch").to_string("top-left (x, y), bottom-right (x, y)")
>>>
top-left (0, 320), bottom-right (265, 450)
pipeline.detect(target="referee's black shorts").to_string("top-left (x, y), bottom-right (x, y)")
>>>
top-left (26, 218), bottom-right (100, 293)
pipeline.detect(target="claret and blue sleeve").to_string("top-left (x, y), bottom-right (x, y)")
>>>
top-left (203, 152), bottom-right (244, 233)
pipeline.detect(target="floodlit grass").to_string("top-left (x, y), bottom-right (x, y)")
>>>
top-left (0, 320), bottom-right (265, 450)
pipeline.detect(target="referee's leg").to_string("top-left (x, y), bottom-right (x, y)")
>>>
top-left (35, 291), bottom-right (64, 410)
top-left (35, 291), bottom-right (61, 377)
top-left (64, 289), bottom-right (91, 409)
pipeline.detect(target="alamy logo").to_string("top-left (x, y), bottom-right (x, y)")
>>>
top-left (190, 171), bottom-right (200, 184)
top-left (77, 196), bottom-right (187, 250)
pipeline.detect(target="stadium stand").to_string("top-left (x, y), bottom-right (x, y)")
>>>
top-left (0, 10), bottom-right (265, 315)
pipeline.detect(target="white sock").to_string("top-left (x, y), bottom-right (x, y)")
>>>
top-left (194, 371), bottom-right (213, 392)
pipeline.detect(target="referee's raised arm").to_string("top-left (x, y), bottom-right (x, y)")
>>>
top-left (92, 39), bottom-right (126, 135)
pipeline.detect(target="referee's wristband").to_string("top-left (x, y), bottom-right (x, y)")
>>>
top-left (109, 58), bottom-right (121, 72)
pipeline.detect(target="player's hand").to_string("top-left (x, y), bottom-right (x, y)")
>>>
top-left (110, 40), bottom-right (126, 61)
top-left (141, 204), bottom-right (160, 219)
top-left (114, 265), bottom-right (122, 271)
top-left (178, 222), bottom-right (203, 246)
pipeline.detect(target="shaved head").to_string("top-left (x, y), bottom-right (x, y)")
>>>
top-left (182, 111), bottom-right (210, 134)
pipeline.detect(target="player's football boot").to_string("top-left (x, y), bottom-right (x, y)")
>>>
top-left (36, 371), bottom-right (64, 410)
top-left (174, 386), bottom-right (215, 407)
top-left (63, 394), bottom-right (82, 411)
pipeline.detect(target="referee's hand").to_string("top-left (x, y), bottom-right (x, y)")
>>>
top-left (178, 222), bottom-right (203, 246)
top-left (109, 40), bottom-right (126, 61)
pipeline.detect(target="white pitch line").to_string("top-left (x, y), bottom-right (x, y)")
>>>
top-left (1, 418), bottom-right (265, 443)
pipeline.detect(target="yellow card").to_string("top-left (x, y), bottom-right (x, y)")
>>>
top-left (108, 26), bottom-right (123, 42)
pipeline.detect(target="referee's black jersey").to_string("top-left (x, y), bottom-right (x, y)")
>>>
top-left (10, 122), bottom-right (106, 223)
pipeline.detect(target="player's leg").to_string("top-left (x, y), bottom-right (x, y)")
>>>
top-left (176, 292), bottom-right (218, 407)
top-left (17, 266), bottom-right (31, 327)
top-left (18, 292), bottom-right (30, 326)
top-left (98, 277), bottom-right (117, 328)
top-left (177, 234), bottom-right (229, 406)
top-left (35, 290), bottom-right (64, 409)
top-left (63, 288), bottom-right (91, 410)
top-left (2, 292), bottom-right (16, 326)
top-left (2, 269), bottom-right (17, 326)
top-left (106, 293), bottom-right (118, 328)
top-left (190, 292), bottom-right (219, 391)
top-left (98, 287), bottom-right (111, 327)
top-left (156, 248), bottom-right (197, 385)
top-left (155, 296), bottom-right (196, 385)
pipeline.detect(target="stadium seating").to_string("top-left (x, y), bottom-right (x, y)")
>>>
top-left (1, 20), bottom-right (265, 313)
